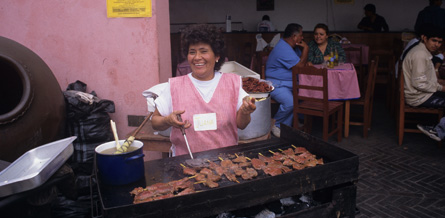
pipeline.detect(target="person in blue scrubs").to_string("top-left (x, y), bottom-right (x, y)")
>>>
top-left (265, 23), bottom-right (308, 137)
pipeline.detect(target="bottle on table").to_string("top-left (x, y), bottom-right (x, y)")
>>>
top-left (334, 49), bottom-right (339, 66)
top-left (328, 51), bottom-right (334, 68)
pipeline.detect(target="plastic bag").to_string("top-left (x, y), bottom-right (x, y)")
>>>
top-left (64, 80), bottom-right (115, 163)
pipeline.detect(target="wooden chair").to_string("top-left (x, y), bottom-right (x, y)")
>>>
top-left (254, 51), bottom-right (271, 79)
top-left (371, 49), bottom-right (396, 111)
top-left (396, 68), bottom-right (443, 146)
top-left (343, 46), bottom-right (364, 88)
top-left (292, 66), bottom-right (344, 142)
top-left (349, 57), bottom-right (379, 138)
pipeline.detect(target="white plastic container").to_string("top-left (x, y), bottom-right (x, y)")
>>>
top-left (220, 61), bottom-right (260, 79)
top-left (226, 15), bottom-right (231, 32)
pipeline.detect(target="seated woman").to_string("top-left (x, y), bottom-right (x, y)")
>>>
top-left (151, 24), bottom-right (256, 156)
top-left (307, 23), bottom-right (346, 65)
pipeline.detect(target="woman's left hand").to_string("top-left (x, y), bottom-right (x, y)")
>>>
top-left (240, 96), bottom-right (256, 115)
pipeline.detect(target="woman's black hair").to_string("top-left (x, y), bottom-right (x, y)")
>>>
top-left (180, 24), bottom-right (226, 71)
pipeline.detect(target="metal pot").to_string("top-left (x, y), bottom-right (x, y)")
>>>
top-left (95, 140), bottom-right (145, 185)
top-left (238, 97), bottom-right (271, 140)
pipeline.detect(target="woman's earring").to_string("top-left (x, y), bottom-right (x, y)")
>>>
top-left (216, 59), bottom-right (219, 63)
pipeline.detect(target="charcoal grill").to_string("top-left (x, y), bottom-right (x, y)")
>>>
top-left (95, 125), bottom-right (359, 217)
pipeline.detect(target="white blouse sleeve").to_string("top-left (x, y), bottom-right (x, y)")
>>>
top-left (154, 83), bottom-right (173, 117)
top-left (237, 77), bottom-right (249, 110)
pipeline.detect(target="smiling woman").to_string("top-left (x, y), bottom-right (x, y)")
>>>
top-left (187, 43), bottom-right (219, 81)
top-left (150, 24), bottom-right (257, 157)
top-left (307, 23), bottom-right (346, 65)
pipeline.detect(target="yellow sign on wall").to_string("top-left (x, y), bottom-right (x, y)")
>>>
top-left (107, 0), bottom-right (152, 18)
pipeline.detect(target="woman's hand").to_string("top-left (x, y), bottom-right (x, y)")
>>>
top-left (239, 96), bottom-right (256, 115)
top-left (151, 109), bottom-right (191, 131)
top-left (237, 96), bottom-right (256, 129)
top-left (166, 110), bottom-right (191, 129)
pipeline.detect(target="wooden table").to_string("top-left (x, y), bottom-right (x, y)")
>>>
top-left (128, 120), bottom-right (272, 160)
top-left (299, 63), bottom-right (361, 138)
top-left (127, 121), bottom-right (171, 159)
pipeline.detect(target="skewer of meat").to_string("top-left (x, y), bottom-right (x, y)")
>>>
top-left (207, 160), bottom-right (225, 176)
top-left (192, 168), bottom-right (221, 188)
top-left (176, 187), bottom-right (196, 196)
top-left (180, 163), bottom-right (197, 176)
top-left (168, 177), bottom-right (194, 192)
top-left (258, 153), bottom-right (274, 163)
top-left (241, 167), bottom-right (258, 180)
top-left (131, 181), bottom-right (179, 204)
top-left (233, 154), bottom-right (252, 168)
top-left (199, 168), bottom-right (222, 182)
top-left (282, 158), bottom-right (295, 166)
top-left (291, 144), bottom-right (308, 154)
top-left (194, 179), bottom-right (219, 188)
top-left (280, 148), bottom-right (295, 156)
top-left (251, 158), bottom-right (266, 170)
top-left (233, 154), bottom-right (250, 163)
top-left (269, 150), bottom-right (287, 161)
top-left (218, 157), bottom-right (240, 183)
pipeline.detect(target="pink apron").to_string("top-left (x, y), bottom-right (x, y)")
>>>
top-left (170, 73), bottom-right (240, 155)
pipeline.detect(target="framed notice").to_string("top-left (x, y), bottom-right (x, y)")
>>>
top-left (334, 0), bottom-right (354, 4)
top-left (257, 0), bottom-right (274, 11)
top-left (107, 0), bottom-right (152, 18)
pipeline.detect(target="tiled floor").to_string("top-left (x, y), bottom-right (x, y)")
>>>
top-left (307, 98), bottom-right (445, 218)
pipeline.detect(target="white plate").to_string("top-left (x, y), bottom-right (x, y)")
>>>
top-left (244, 78), bottom-right (274, 98)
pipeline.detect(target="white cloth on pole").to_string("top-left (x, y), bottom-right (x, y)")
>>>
top-left (256, 34), bottom-right (269, 51)
top-left (269, 33), bottom-right (281, 48)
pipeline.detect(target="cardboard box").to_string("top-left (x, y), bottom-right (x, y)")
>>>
top-left (220, 61), bottom-right (260, 79)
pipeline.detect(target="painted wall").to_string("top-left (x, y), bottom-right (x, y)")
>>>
top-left (0, 1), bottom-right (171, 139)
top-left (170, 0), bottom-right (427, 32)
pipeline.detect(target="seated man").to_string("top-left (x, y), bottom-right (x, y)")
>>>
top-left (265, 23), bottom-right (308, 137)
top-left (402, 25), bottom-right (445, 108)
top-left (357, 4), bottom-right (389, 32)
top-left (404, 25), bottom-right (445, 142)
top-left (257, 15), bottom-right (276, 32)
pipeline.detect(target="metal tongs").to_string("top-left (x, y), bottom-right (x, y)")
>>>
top-left (176, 114), bottom-right (194, 159)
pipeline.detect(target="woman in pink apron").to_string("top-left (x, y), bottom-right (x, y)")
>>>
top-left (151, 24), bottom-right (256, 156)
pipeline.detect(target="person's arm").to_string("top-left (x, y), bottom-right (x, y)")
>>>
top-left (151, 109), bottom-right (191, 131)
top-left (236, 96), bottom-right (256, 129)
top-left (410, 55), bottom-right (443, 93)
top-left (294, 40), bottom-right (309, 67)
top-left (357, 18), bottom-right (369, 31)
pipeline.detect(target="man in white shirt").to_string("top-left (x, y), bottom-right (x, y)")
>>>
top-left (403, 25), bottom-right (445, 107)
top-left (257, 15), bottom-right (275, 32)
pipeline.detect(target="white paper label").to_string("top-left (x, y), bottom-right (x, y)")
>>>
top-left (193, 113), bottom-right (217, 131)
